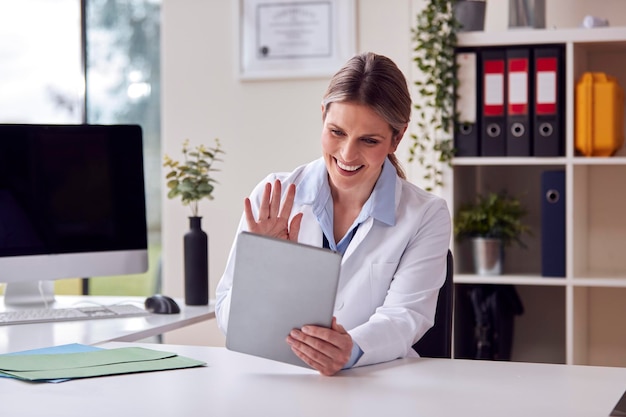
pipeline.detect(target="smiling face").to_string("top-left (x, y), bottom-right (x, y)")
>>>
top-left (321, 101), bottom-right (403, 202)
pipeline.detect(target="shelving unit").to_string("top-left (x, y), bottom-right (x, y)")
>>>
top-left (449, 27), bottom-right (626, 367)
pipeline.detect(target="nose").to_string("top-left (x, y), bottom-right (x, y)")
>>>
top-left (339, 137), bottom-right (359, 162)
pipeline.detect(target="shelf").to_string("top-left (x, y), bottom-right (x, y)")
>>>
top-left (571, 157), bottom-right (626, 165)
top-left (458, 26), bottom-right (626, 48)
top-left (454, 274), bottom-right (567, 286)
top-left (452, 157), bottom-right (626, 166)
top-left (572, 278), bottom-right (626, 288)
top-left (452, 157), bottom-right (565, 166)
top-left (453, 25), bottom-right (626, 367)
top-left (455, 275), bottom-right (626, 287)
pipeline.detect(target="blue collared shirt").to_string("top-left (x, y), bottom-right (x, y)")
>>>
top-left (295, 157), bottom-right (398, 368)
top-left (297, 158), bottom-right (397, 255)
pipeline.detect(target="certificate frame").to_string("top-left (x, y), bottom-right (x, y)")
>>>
top-left (239, 0), bottom-right (356, 80)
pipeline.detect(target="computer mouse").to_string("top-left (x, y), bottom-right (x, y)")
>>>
top-left (144, 294), bottom-right (181, 314)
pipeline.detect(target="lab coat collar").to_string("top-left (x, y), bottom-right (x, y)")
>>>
top-left (295, 157), bottom-right (397, 227)
top-left (294, 160), bottom-right (401, 261)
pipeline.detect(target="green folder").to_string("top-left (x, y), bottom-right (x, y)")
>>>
top-left (0, 347), bottom-right (206, 382)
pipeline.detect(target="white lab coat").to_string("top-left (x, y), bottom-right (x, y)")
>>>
top-left (215, 159), bottom-right (451, 367)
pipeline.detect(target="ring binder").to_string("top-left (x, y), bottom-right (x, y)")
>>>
top-left (480, 49), bottom-right (506, 156)
top-left (506, 48), bottom-right (531, 156)
top-left (541, 170), bottom-right (566, 277)
top-left (533, 46), bottom-right (565, 156)
top-left (454, 50), bottom-right (480, 157)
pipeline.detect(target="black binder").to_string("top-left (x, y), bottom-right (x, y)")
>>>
top-left (480, 49), bottom-right (506, 156)
top-left (454, 49), bottom-right (480, 157)
top-left (533, 45), bottom-right (565, 156)
top-left (541, 170), bottom-right (566, 277)
top-left (506, 47), bottom-right (531, 156)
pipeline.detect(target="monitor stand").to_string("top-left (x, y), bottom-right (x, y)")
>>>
top-left (4, 281), bottom-right (56, 307)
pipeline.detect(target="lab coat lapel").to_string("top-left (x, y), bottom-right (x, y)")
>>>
top-left (342, 217), bottom-right (373, 262)
top-left (294, 203), bottom-right (377, 258)
top-left (294, 205), bottom-right (323, 247)
top-left (342, 176), bottom-right (400, 262)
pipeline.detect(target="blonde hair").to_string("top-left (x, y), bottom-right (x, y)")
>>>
top-left (322, 52), bottom-right (411, 179)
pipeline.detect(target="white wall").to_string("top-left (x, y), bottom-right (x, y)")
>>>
top-left (161, 0), bottom-right (626, 346)
top-left (161, 0), bottom-right (414, 345)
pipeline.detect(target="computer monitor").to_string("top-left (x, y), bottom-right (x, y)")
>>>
top-left (0, 124), bottom-right (148, 306)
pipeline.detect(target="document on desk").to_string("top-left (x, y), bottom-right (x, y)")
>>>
top-left (0, 343), bottom-right (104, 383)
top-left (0, 346), bottom-right (206, 382)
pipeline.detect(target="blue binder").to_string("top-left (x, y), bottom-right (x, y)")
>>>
top-left (541, 170), bottom-right (566, 277)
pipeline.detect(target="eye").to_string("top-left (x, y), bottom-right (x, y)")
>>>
top-left (330, 129), bottom-right (345, 137)
top-left (362, 137), bottom-right (380, 145)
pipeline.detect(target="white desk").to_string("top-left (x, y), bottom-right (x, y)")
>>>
top-left (0, 296), bottom-right (215, 354)
top-left (2, 342), bottom-right (625, 417)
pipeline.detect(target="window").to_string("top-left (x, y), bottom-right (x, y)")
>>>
top-left (0, 0), bottom-right (82, 124)
top-left (0, 0), bottom-right (162, 296)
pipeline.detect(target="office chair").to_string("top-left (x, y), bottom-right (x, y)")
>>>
top-left (412, 250), bottom-right (454, 358)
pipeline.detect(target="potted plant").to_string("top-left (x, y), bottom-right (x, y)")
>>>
top-left (409, 0), bottom-right (460, 191)
top-left (163, 138), bottom-right (224, 305)
top-left (454, 191), bottom-right (530, 275)
top-left (163, 138), bottom-right (224, 216)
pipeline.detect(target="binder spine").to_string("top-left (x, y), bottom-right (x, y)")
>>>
top-left (506, 48), bottom-right (531, 156)
top-left (454, 50), bottom-right (480, 157)
top-left (481, 49), bottom-right (506, 156)
top-left (533, 45), bottom-right (565, 156)
top-left (541, 170), bottom-right (566, 277)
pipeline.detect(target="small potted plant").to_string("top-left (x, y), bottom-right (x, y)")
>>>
top-left (454, 191), bottom-right (530, 275)
top-left (163, 138), bottom-right (224, 217)
top-left (163, 138), bottom-right (224, 305)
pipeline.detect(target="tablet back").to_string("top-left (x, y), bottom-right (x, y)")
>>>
top-left (226, 231), bottom-right (341, 368)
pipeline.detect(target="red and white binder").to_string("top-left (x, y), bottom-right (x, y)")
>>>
top-left (506, 48), bottom-right (531, 156)
top-left (480, 49), bottom-right (506, 156)
top-left (533, 46), bottom-right (564, 156)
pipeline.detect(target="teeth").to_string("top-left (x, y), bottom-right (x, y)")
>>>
top-left (337, 160), bottom-right (362, 171)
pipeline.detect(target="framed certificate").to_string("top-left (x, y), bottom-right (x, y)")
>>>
top-left (239, 0), bottom-right (356, 80)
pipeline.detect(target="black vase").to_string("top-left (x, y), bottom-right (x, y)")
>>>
top-left (184, 216), bottom-right (209, 305)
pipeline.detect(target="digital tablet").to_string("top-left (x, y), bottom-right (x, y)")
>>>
top-left (226, 231), bottom-right (342, 368)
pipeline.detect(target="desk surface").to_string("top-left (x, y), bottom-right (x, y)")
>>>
top-left (3, 342), bottom-right (625, 417)
top-left (0, 296), bottom-right (215, 354)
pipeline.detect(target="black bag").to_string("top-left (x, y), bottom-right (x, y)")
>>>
top-left (468, 285), bottom-right (524, 360)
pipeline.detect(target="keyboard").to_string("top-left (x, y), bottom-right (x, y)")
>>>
top-left (0, 304), bottom-right (151, 326)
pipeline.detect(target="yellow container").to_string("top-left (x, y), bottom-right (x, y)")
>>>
top-left (575, 72), bottom-right (625, 156)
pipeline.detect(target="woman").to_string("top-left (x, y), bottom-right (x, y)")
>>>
top-left (216, 52), bottom-right (451, 376)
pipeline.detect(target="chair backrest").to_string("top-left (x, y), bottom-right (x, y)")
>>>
top-left (412, 250), bottom-right (454, 358)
